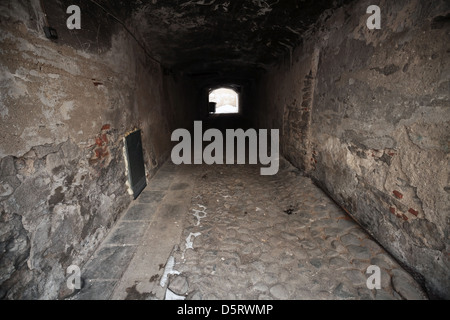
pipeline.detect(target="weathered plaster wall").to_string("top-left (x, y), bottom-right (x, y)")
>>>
top-left (252, 45), bottom-right (319, 171)
top-left (255, 0), bottom-right (449, 298)
top-left (0, 1), bottom-right (195, 299)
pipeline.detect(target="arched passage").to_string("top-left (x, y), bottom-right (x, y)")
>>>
top-left (208, 88), bottom-right (239, 114)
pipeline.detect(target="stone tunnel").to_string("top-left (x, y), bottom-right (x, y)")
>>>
top-left (0, 0), bottom-right (449, 300)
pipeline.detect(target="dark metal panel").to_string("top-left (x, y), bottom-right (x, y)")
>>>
top-left (124, 130), bottom-right (146, 199)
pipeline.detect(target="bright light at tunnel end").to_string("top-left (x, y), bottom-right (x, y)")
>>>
top-left (170, 121), bottom-right (280, 175)
top-left (209, 88), bottom-right (239, 114)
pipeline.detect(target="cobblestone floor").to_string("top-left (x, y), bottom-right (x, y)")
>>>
top-left (72, 157), bottom-right (428, 300)
top-left (167, 159), bottom-right (427, 300)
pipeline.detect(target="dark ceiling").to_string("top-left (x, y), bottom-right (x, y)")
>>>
top-left (48, 0), bottom-right (352, 82)
top-left (128, 0), bottom-right (348, 79)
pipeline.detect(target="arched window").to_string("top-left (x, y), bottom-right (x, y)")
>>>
top-left (208, 88), bottom-right (239, 114)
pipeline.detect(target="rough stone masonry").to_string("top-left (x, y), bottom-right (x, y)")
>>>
top-left (0, 0), bottom-right (196, 299)
top-left (0, 0), bottom-right (449, 300)
top-left (253, 0), bottom-right (449, 299)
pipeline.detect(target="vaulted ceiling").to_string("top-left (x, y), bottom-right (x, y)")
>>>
top-left (46, 0), bottom-right (352, 82)
top-left (128, 0), bottom-right (348, 78)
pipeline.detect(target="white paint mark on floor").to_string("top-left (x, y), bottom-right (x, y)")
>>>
top-left (160, 256), bottom-right (180, 287)
top-left (192, 204), bottom-right (207, 226)
top-left (181, 232), bottom-right (201, 260)
top-left (185, 232), bottom-right (201, 250)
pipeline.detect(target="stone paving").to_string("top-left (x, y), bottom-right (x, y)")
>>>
top-left (70, 159), bottom-right (191, 300)
top-left (71, 157), bottom-right (428, 300)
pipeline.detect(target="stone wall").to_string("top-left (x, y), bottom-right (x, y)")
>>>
top-left (252, 46), bottom-right (319, 172)
top-left (255, 0), bottom-right (449, 298)
top-left (0, 0), bottom-right (195, 299)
